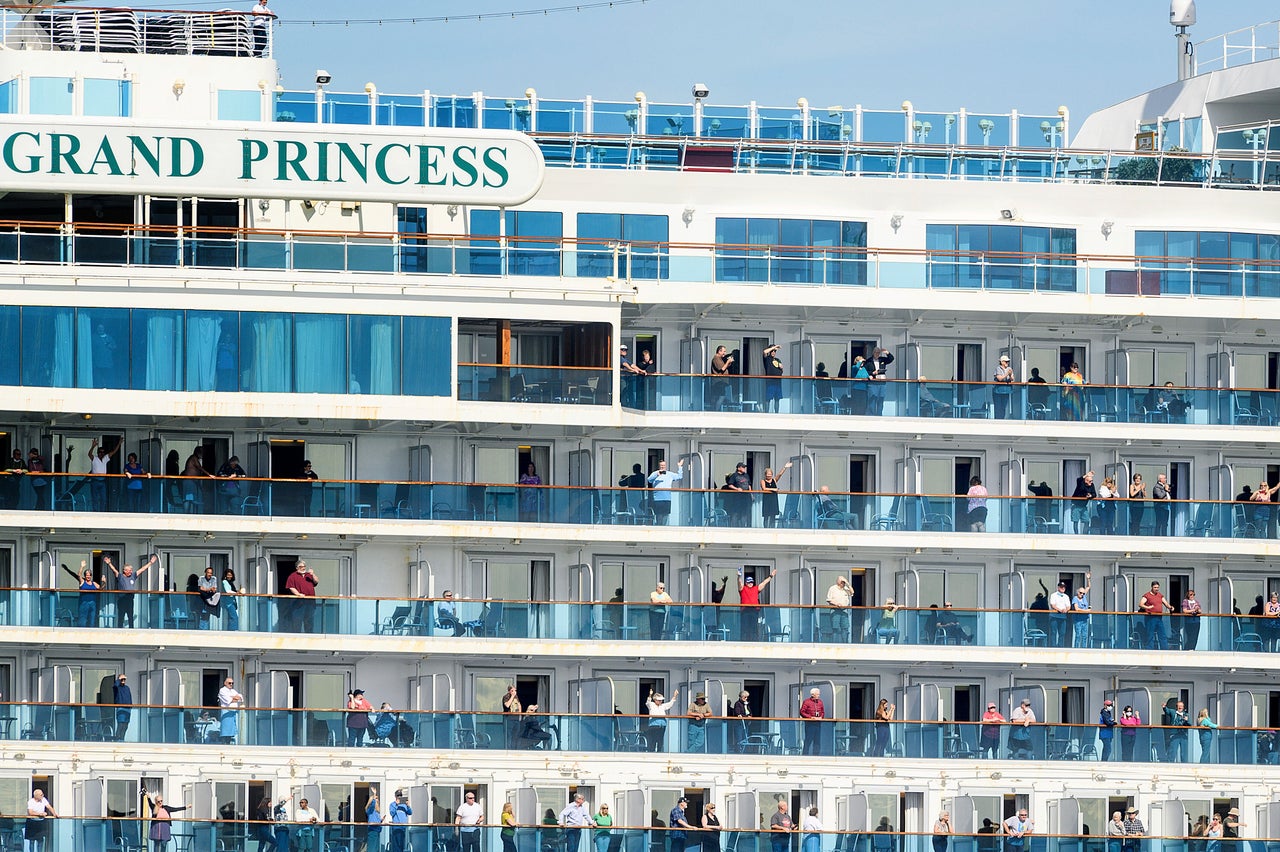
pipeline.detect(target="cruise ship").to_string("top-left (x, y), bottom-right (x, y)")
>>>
top-left (1, 0), bottom-right (1280, 850)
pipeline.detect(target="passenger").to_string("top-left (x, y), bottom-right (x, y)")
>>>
top-left (1118, 705), bottom-right (1142, 761)
top-left (1097, 698), bottom-right (1116, 761)
top-left (758, 461), bottom-right (791, 528)
top-left (1009, 698), bottom-right (1036, 758)
top-left (1122, 808), bottom-right (1145, 852)
top-left (1072, 575), bottom-right (1093, 648)
top-left (1096, 476), bottom-right (1118, 534)
top-left (992, 355), bottom-right (1016, 419)
top-left (643, 689), bottom-right (678, 752)
top-left (1197, 708), bottom-right (1218, 763)
top-left (873, 698), bottom-right (895, 756)
top-left (768, 801), bottom-right (795, 852)
top-left (1003, 808), bottom-right (1033, 852)
top-left (737, 568), bottom-right (777, 642)
top-left (979, 702), bottom-right (1005, 759)
top-left (1162, 699), bottom-right (1191, 762)
top-left (932, 812), bottom-right (952, 852)
top-left (1107, 812), bottom-right (1126, 852)
top-left (802, 807), bottom-right (823, 852)
top-left (1180, 589), bottom-right (1203, 651)
top-left (965, 475), bottom-right (988, 532)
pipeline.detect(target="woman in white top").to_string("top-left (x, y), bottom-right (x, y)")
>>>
top-left (802, 807), bottom-right (823, 852)
top-left (1096, 476), bottom-right (1118, 535)
top-left (644, 689), bottom-right (679, 753)
top-left (933, 811), bottom-right (953, 852)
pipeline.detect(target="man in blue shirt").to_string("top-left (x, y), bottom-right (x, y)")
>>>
top-left (560, 793), bottom-right (593, 852)
top-left (647, 459), bottom-right (685, 525)
top-left (389, 790), bottom-right (413, 852)
top-left (669, 797), bottom-right (693, 852)
top-left (112, 674), bottom-right (132, 741)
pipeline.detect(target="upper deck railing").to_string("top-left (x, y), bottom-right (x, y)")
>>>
top-left (1195, 20), bottom-right (1280, 74)
top-left (8, 221), bottom-right (1280, 300)
top-left (0, 5), bottom-right (274, 57)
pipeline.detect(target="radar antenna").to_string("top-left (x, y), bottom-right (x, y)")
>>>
top-left (1170, 0), bottom-right (1197, 81)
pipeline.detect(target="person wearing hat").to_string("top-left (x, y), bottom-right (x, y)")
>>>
top-left (724, 461), bottom-right (753, 528)
top-left (669, 797), bottom-right (694, 852)
top-left (346, 688), bottom-right (373, 747)
top-left (112, 673), bottom-right (133, 742)
top-left (1048, 579), bottom-right (1072, 646)
top-left (619, 342), bottom-right (644, 408)
top-left (979, 701), bottom-right (1005, 759)
top-left (1122, 807), bottom-right (1145, 852)
top-left (799, 687), bottom-right (826, 756)
top-left (737, 566), bottom-right (777, 642)
top-left (1221, 808), bottom-right (1243, 838)
top-left (1009, 698), bottom-right (1036, 759)
top-left (644, 688), bottom-right (679, 752)
top-left (1097, 697), bottom-right (1117, 761)
top-left (762, 342), bottom-right (784, 412)
top-left (687, 691), bottom-right (713, 753)
top-left (993, 353), bottom-right (1016, 419)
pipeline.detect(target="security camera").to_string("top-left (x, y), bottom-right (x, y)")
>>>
top-left (315, 70), bottom-right (332, 86)
top-left (691, 83), bottom-right (709, 100)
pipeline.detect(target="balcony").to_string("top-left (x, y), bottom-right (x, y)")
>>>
top-left (7, 474), bottom-right (1276, 544)
top-left (625, 375), bottom-right (1278, 426)
top-left (2, 701), bottom-right (1271, 764)
top-left (13, 589), bottom-right (1274, 655)
top-left (4, 222), bottom-right (1280, 300)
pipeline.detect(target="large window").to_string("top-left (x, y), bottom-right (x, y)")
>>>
top-left (714, 217), bottom-right (867, 285)
top-left (1136, 230), bottom-right (1280, 297)
top-left (29, 77), bottom-right (72, 115)
top-left (926, 224), bottom-right (1076, 291)
top-left (577, 213), bottom-right (669, 279)
top-left (0, 306), bottom-right (450, 396)
top-left (469, 210), bottom-right (563, 276)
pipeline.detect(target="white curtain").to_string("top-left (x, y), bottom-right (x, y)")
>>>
top-left (52, 310), bottom-right (73, 387)
top-left (145, 312), bottom-right (182, 390)
top-left (247, 314), bottom-right (290, 392)
top-left (370, 319), bottom-right (394, 395)
top-left (186, 314), bottom-right (222, 391)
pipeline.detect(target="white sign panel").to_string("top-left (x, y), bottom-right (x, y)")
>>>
top-left (0, 116), bottom-right (546, 204)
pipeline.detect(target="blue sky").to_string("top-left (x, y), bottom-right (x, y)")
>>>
top-left (249, 0), bottom-right (1279, 118)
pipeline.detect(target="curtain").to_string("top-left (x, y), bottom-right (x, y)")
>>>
top-left (144, 312), bottom-right (182, 391)
top-left (246, 314), bottom-right (290, 392)
top-left (369, 319), bottom-right (394, 395)
top-left (52, 309), bottom-right (73, 387)
top-left (75, 310), bottom-right (93, 388)
top-left (294, 314), bottom-right (344, 393)
top-left (186, 314), bottom-right (222, 391)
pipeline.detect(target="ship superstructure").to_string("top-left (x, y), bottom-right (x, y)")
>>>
top-left (0, 3), bottom-right (1277, 851)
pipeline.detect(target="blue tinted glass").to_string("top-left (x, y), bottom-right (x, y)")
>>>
top-left (273, 90), bottom-right (315, 123)
top-left (186, 310), bottom-right (238, 392)
top-left (0, 306), bottom-right (16, 386)
top-left (325, 93), bottom-right (373, 126)
top-left (376, 95), bottom-right (426, 127)
top-left (510, 211), bottom-right (562, 276)
top-left (536, 101), bottom-right (585, 134)
top-left (1021, 228), bottom-right (1050, 254)
top-left (926, 226), bottom-right (956, 251)
top-left (22, 307), bottom-right (73, 387)
top-left (1135, 232), bottom-right (1164, 258)
top-left (758, 107), bottom-right (805, 140)
top-left (29, 77), bottom-right (72, 115)
top-left (434, 97), bottom-right (475, 128)
top-left (957, 226), bottom-right (988, 253)
top-left (131, 309), bottom-right (183, 391)
top-left (1198, 232), bottom-right (1229, 259)
top-left (989, 226), bottom-right (1019, 254)
top-left (76, 307), bottom-right (130, 389)
top-left (398, 207), bottom-right (430, 273)
top-left (577, 213), bottom-right (620, 278)
top-left (779, 219), bottom-right (810, 247)
top-left (716, 218), bottom-right (746, 245)
top-left (966, 115), bottom-right (1009, 147)
top-left (0, 80), bottom-right (15, 114)
top-left (703, 107), bottom-right (750, 139)
top-left (747, 219), bottom-right (780, 247)
top-left (294, 314), bottom-right (346, 393)
top-left (646, 105), bottom-right (693, 137)
top-left (350, 315), bottom-right (400, 395)
top-left (85, 79), bottom-right (129, 117)
top-left (403, 317), bottom-right (451, 396)
top-left (624, 215), bottom-right (668, 244)
top-left (591, 102), bottom-right (638, 135)
top-left (482, 98), bottom-right (532, 132)
top-left (862, 110), bottom-right (904, 143)
top-left (217, 89), bottom-right (259, 121)
top-left (1230, 233), bottom-right (1258, 259)
top-left (240, 312), bottom-right (292, 393)
top-left (1050, 229), bottom-right (1076, 255)
top-left (468, 210), bottom-right (501, 275)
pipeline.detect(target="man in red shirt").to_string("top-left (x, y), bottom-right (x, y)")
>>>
top-left (799, 687), bottom-right (826, 756)
top-left (284, 560), bottom-right (319, 632)
top-left (1138, 580), bottom-right (1172, 650)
